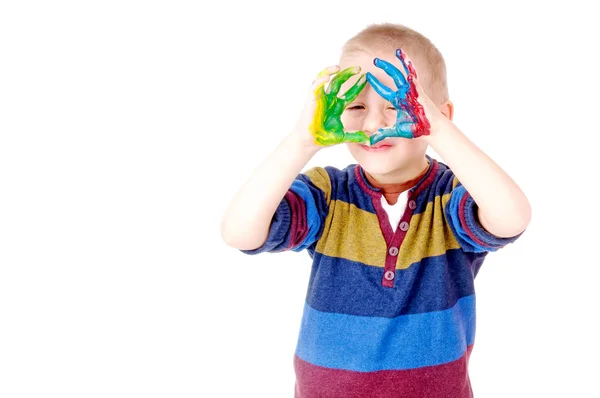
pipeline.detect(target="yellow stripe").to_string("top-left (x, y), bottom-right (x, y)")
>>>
top-left (314, 193), bottom-right (461, 269)
top-left (395, 193), bottom-right (460, 269)
top-left (304, 167), bottom-right (332, 204)
top-left (316, 200), bottom-right (387, 267)
top-left (452, 175), bottom-right (460, 189)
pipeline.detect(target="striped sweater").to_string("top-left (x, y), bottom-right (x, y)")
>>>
top-left (241, 155), bottom-right (522, 397)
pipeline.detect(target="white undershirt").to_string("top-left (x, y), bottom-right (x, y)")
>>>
top-left (381, 190), bottom-right (408, 232)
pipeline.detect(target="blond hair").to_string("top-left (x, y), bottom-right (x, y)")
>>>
top-left (341, 23), bottom-right (449, 105)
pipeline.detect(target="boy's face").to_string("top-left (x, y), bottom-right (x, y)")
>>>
top-left (338, 49), bottom-right (429, 178)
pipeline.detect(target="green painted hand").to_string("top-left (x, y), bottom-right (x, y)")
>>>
top-left (309, 66), bottom-right (369, 146)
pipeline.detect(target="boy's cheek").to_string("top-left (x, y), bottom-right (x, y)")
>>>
top-left (341, 113), bottom-right (361, 130)
top-left (386, 112), bottom-right (398, 127)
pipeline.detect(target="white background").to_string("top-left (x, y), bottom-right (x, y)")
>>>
top-left (1, 1), bottom-right (599, 397)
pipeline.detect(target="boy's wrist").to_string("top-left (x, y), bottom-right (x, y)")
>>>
top-left (422, 114), bottom-right (453, 143)
top-left (287, 130), bottom-right (322, 155)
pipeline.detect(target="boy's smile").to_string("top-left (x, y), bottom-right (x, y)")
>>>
top-left (359, 142), bottom-right (393, 152)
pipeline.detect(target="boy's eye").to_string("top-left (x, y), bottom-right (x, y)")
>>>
top-left (346, 105), bottom-right (364, 110)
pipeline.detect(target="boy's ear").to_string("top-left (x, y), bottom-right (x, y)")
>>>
top-left (439, 100), bottom-right (454, 121)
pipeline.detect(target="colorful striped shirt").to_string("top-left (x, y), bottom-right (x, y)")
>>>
top-left (241, 155), bottom-right (522, 397)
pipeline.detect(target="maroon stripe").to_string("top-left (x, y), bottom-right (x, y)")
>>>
top-left (285, 190), bottom-right (308, 249)
top-left (370, 190), bottom-right (394, 241)
top-left (354, 165), bottom-right (379, 196)
top-left (354, 159), bottom-right (439, 198)
top-left (457, 192), bottom-right (489, 249)
top-left (359, 173), bottom-right (405, 288)
top-left (294, 345), bottom-right (474, 398)
top-left (382, 190), bottom-right (415, 287)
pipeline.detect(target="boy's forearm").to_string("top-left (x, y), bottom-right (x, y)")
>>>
top-left (423, 118), bottom-right (531, 238)
top-left (220, 133), bottom-right (320, 250)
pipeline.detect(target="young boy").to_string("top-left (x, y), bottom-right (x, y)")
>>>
top-left (220, 23), bottom-right (531, 398)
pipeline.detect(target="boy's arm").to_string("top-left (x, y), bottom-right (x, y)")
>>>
top-left (422, 115), bottom-right (531, 239)
top-left (220, 133), bottom-right (319, 251)
top-left (221, 64), bottom-right (368, 251)
top-left (365, 50), bottom-right (530, 239)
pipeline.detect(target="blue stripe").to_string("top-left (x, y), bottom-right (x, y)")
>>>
top-left (295, 295), bottom-right (476, 372)
top-left (290, 180), bottom-right (322, 251)
top-left (239, 198), bottom-right (291, 254)
top-left (445, 185), bottom-right (489, 253)
top-left (329, 166), bottom-right (377, 214)
top-left (307, 250), bottom-right (481, 317)
top-left (462, 193), bottom-right (523, 250)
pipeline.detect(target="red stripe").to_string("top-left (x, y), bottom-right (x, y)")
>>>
top-left (293, 345), bottom-right (474, 398)
top-left (285, 190), bottom-right (308, 249)
top-left (412, 159), bottom-right (439, 197)
top-left (378, 191), bottom-right (413, 288)
top-left (457, 192), bottom-right (489, 249)
top-left (354, 165), bottom-right (379, 196)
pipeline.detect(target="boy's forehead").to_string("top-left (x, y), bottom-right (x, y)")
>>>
top-left (338, 50), bottom-right (402, 97)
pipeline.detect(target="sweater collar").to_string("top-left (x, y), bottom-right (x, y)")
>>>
top-left (355, 155), bottom-right (438, 197)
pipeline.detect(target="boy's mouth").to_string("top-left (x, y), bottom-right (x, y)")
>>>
top-left (360, 144), bottom-right (393, 152)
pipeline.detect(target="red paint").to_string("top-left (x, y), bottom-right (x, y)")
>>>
top-left (398, 49), bottom-right (431, 138)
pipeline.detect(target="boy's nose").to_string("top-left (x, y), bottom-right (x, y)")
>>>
top-left (362, 111), bottom-right (388, 136)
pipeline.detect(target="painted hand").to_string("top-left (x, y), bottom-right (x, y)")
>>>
top-left (309, 66), bottom-right (370, 146)
top-left (366, 49), bottom-right (431, 145)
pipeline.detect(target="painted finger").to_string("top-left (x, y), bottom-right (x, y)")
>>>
top-left (341, 74), bottom-right (367, 103)
top-left (328, 66), bottom-right (360, 95)
top-left (395, 49), bottom-right (411, 77)
top-left (365, 72), bottom-right (394, 101)
top-left (311, 75), bottom-right (332, 98)
top-left (370, 128), bottom-right (393, 145)
top-left (313, 65), bottom-right (341, 97)
top-left (373, 57), bottom-right (407, 88)
top-left (340, 131), bottom-right (369, 144)
top-left (396, 49), bottom-right (419, 81)
top-left (316, 65), bottom-right (340, 78)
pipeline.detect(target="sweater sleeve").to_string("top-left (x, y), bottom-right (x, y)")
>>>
top-left (239, 167), bottom-right (332, 255)
top-left (443, 174), bottom-right (524, 253)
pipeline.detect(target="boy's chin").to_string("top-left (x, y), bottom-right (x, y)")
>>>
top-left (353, 156), bottom-right (406, 176)
top-left (363, 162), bottom-right (403, 177)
